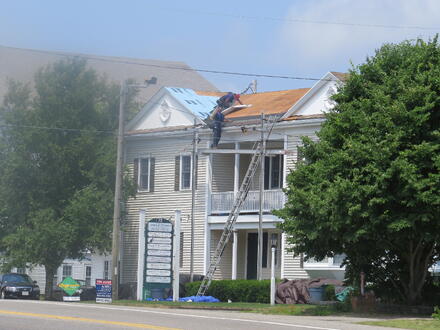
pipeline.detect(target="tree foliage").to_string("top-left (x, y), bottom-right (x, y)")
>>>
top-left (0, 58), bottom-right (131, 298)
top-left (276, 37), bottom-right (440, 305)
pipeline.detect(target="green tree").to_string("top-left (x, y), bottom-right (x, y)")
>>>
top-left (0, 58), bottom-right (131, 299)
top-left (276, 37), bottom-right (440, 305)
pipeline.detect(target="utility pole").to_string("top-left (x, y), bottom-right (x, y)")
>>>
top-left (190, 119), bottom-right (198, 282)
top-left (111, 80), bottom-right (127, 301)
top-left (257, 113), bottom-right (265, 280)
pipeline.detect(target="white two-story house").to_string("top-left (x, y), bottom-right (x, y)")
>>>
top-left (121, 72), bottom-right (347, 285)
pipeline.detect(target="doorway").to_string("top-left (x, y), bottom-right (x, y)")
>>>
top-left (246, 233), bottom-right (258, 279)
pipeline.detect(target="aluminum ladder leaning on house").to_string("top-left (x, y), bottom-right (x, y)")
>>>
top-left (196, 142), bottom-right (263, 296)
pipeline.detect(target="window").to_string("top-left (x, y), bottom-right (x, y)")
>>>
top-left (104, 261), bottom-right (111, 280)
top-left (134, 157), bottom-right (155, 192)
top-left (85, 266), bottom-right (92, 286)
top-left (16, 267), bottom-right (25, 274)
top-left (62, 264), bottom-right (72, 280)
top-left (139, 158), bottom-right (150, 190)
top-left (262, 232), bottom-right (268, 268)
top-left (264, 155), bottom-right (283, 189)
top-left (180, 155), bottom-right (192, 190)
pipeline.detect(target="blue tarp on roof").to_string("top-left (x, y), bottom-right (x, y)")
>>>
top-left (165, 87), bottom-right (218, 119)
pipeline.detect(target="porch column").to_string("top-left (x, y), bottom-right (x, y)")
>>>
top-left (232, 230), bottom-right (238, 280)
top-left (234, 142), bottom-right (240, 196)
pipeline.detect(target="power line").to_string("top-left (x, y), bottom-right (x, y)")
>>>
top-left (157, 7), bottom-right (440, 31)
top-left (0, 123), bottom-right (115, 135)
top-left (1, 45), bottom-right (330, 82)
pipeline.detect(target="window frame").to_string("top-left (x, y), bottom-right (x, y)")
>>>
top-left (85, 265), bottom-right (92, 286)
top-left (62, 264), bottom-right (72, 280)
top-left (179, 154), bottom-right (192, 191)
top-left (138, 156), bottom-right (151, 192)
top-left (264, 155), bottom-right (283, 190)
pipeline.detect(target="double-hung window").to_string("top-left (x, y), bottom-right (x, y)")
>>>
top-left (180, 155), bottom-right (192, 190)
top-left (264, 155), bottom-right (283, 189)
top-left (139, 158), bottom-right (150, 190)
top-left (62, 264), bottom-right (72, 280)
top-left (134, 156), bottom-right (155, 192)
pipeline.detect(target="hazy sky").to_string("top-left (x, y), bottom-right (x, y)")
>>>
top-left (1, 0), bottom-right (439, 92)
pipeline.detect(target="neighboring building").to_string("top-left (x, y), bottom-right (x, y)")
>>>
top-left (12, 253), bottom-right (112, 292)
top-left (0, 45), bottom-right (218, 290)
top-left (122, 72), bottom-right (347, 285)
top-left (0, 45), bottom-right (217, 103)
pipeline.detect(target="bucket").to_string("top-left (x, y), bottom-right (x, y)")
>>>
top-left (309, 287), bottom-right (325, 303)
top-left (150, 288), bottom-right (164, 300)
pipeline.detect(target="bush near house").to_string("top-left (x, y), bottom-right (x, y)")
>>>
top-left (185, 280), bottom-right (270, 303)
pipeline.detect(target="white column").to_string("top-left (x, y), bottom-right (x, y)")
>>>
top-left (234, 142), bottom-right (240, 195)
top-left (232, 230), bottom-right (238, 280)
top-left (204, 141), bottom-right (213, 274)
top-left (136, 209), bottom-right (146, 301)
top-left (280, 232), bottom-right (286, 279)
top-left (173, 210), bottom-right (181, 302)
top-left (270, 246), bottom-right (276, 305)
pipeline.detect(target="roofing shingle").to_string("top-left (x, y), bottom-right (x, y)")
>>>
top-left (196, 88), bottom-right (310, 118)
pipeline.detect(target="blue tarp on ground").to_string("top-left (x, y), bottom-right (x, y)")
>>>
top-left (179, 296), bottom-right (220, 303)
top-left (145, 296), bottom-right (220, 303)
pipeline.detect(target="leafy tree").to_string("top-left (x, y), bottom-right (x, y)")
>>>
top-left (0, 58), bottom-right (133, 299)
top-left (276, 37), bottom-right (440, 305)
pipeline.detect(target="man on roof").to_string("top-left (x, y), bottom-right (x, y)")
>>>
top-left (209, 92), bottom-right (242, 148)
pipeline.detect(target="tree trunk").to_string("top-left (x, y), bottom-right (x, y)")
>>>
top-left (44, 265), bottom-right (56, 300)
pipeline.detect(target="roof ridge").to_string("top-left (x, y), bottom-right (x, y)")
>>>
top-left (195, 87), bottom-right (310, 95)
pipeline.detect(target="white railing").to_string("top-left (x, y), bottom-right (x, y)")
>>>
top-left (210, 189), bottom-right (285, 214)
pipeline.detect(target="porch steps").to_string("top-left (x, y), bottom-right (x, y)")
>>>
top-left (197, 142), bottom-right (262, 296)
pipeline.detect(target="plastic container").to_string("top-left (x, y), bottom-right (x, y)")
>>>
top-left (309, 286), bottom-right (325, 303)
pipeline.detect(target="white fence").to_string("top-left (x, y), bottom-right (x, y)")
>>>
top-left (210, 189), bottom-right (285, 214)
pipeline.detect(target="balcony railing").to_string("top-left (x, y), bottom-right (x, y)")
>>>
top-left (210, 189), bottom-right (284, 214)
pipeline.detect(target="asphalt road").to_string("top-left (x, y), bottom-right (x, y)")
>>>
top-left (0, 299), bottom-right (399, 330)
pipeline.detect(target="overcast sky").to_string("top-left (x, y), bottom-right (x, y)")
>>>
top-left (1, 0), bottom-right (439, 92)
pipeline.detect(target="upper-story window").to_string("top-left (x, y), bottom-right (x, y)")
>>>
top-left (139, 158), bottom-right (150, 190)
top-left (264, 155), bottom-right (283, 189)
top-left (180, 155), bottom-right (192, 190)
top-left (134, 157), bottom-right (155, 192)
top-left (175, 154), bottom-right (196, 191)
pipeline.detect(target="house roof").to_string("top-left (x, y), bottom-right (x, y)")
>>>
top-left (196, 88), bottom-right (310, 118)
top-left (0, 45), bottom-right (217, 103)
top-left (330, 72), bottom-right (348, 82)
top-left (165, 87), bottom-right (218, 118)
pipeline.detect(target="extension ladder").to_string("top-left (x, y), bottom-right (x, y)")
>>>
top-left (197, 142), bottom-right (262, 296)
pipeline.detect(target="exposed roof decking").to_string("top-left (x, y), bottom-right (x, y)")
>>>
top-left (196, 88), bottom-right (310, 118)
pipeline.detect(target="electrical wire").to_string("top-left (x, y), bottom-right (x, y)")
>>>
top-left (156, 7), bottom-right (440, 31)
top-left (0, 45), bottom-right (335, 82)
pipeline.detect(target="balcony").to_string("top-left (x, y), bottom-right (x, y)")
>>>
top-left (210, 189), bottom-right (284, 214)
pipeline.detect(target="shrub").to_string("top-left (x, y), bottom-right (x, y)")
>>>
top-left (433, 306), bottom-right (440, 320)
top-left (184, 279), bottom-right (271, 303)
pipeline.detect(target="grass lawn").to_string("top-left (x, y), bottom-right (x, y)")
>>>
top-left (98, 300), bottom-right (348, 316)
top-left (360, 319), bottom-right (440, 329)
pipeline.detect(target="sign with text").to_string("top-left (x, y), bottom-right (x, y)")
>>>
top-left (96, 279), bottom-right (112, 303)
top-left (144, 218), bottom-right (173, 300)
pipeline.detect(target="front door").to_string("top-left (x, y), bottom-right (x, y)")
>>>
top-left (246, 233), bottom-right (258, 279)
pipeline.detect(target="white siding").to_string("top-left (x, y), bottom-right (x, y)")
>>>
top-left (123, 136), bottom-right (208, 283)
top-left (24, 254), bottom-right (111, 292)
top-left (211, 154), bottom-right (234, 192)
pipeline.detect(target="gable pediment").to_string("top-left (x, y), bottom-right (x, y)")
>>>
top-left (283, 72), bottom-right (344, 119)
top-left (127, 88), bottom-right (204, 131)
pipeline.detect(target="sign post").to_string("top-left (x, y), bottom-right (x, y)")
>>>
top-left (58, 277), bottom-right (81, 302)
top-left (137, 209), bottom-right (146, 301)
top-left (173, 210), bottom-right (181, 302)
top-left (96, 279), bottom-right (112, 303)
top-left (143, 218), bottom-right (173, 300)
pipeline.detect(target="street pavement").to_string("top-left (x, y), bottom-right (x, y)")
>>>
top-left (0, 299), bottom-right (401, 330)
